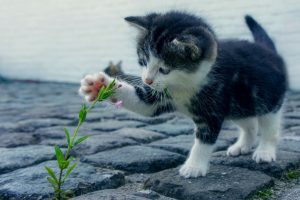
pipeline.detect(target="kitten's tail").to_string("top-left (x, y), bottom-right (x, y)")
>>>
top-left (245, 15), bottom-right (277, 52)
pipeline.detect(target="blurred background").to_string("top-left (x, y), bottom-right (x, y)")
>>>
top-left (0, 0), bottom-right (299, 88)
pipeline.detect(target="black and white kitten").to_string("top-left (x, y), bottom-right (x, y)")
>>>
top-left (79, 11), bottom-right (287, 178)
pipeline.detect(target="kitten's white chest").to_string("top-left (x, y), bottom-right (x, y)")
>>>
top-left (171, 90), bottom-right (195, 116)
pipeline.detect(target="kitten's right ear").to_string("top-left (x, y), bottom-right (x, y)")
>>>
top-left (124, 16), bottom-right (148, 32)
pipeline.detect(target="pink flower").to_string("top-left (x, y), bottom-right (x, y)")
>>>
top-left (114, 100), bottom-right (123, 109)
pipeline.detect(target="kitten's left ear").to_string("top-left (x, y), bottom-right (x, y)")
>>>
top-left (124, 16), bottom-right (148, 32)
top-left (125, 13), bottom-right (159, 32)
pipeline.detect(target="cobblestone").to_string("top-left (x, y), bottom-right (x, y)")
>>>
top-left (0, 161), bottom-right (125, 199)
top-left (82, 145), bottom-right (185, 173)
top-left (0, 81), bottom-right (299, 199)
top-left (144, 165), bottom-right (273, 200)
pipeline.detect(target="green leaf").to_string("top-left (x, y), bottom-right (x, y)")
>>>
top-left (107, 79), bottom-right (116, 90)
top-left (79, 104), bottom-right (87, 122)
top-left (67, 156), bottom-right (75, 162)
top-left (45, 166), bottom-right (58, 185)
top-left (47, 177), bottom-right (58, 190)
top-left (64, 128), bottom-right (71, 147)
top-left (97, 86), bottom-right (106, 100)
top-left (63, 160), bottom-right (70, 169)
top-left (62, 161), bottom-right (78, 183)
top-left (96, 80), bottom-right (116, 101)
top-left (74, 135), bottom-right (89, 146)
top-left (54, 145), bottom-right (65, 169)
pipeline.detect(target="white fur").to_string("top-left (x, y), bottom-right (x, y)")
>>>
top-left (253, 109), bottom-right (282, 163)
top-left (79, 72), bottom-right (157, 116)
top-left (179, 138), bottom-right (214, 178)
top-left (143, 53), bottom-right (213, 115)
top-left (224, 110), bottom-right (281, 163)
top-left (227, 117), bottom-right (258, 156)
top-left (166, 61), bottom-right (211, 115)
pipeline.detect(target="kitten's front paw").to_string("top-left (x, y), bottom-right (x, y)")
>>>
top-left (252, 146), bottom-right (276, 163)
top-left (179, 163), bottom-right (208, 178)
top-left (79, 72), bottom-right (111, 102)
top-left (227, 143), bottom-right (252, 157)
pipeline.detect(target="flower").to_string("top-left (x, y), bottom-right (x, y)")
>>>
top-left (114, 100), bottom-right (123, 109)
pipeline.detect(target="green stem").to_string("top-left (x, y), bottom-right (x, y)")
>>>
top-left (64, 99), bottom-right (98, 160)
top-left (53, 81), bottom-right (116, 200)
top-left (56, 100), bottom-right (97, 200)
top-left (57, 169), bottom-right (63, 200)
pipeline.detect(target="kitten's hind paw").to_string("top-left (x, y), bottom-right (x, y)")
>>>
top-left (179, 163), bottom-right (207, 178)
top-left (252, 147), bottom-right (276, 163)
top-left (226, 143), bottom-right (252, 157)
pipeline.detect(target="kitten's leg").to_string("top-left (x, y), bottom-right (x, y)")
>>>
top-left (179, 122), bottom-right (221, 178)
top-left (253, 109), bottom-right (282, 163)
top-left (179, 137), bottom-right (215, 178)
top-left (227, 117), bottom-right (258, 156)
top-left (79, 72), bottom-right (167, 116)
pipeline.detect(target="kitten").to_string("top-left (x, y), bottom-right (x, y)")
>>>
top-left (79, 11), bottom-right (287, 178)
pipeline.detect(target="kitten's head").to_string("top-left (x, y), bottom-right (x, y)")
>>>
top-left (125, 11), bottom-right (217, 92)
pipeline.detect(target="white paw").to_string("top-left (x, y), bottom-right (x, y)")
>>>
top-left (252, 147), bottom-right (276, 163)
top-left (226, 143), bottom-right (252, 157)
top-left (179, 163), bottom-right (208, 178)
top-left (79, 72), bottom-right (111, 102)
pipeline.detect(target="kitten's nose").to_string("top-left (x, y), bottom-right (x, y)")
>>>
top-left (145, 79), bottom-right (153, 85)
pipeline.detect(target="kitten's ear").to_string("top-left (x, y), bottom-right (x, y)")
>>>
top-left (171, 36), bottom-right (202, 61)
top-left (117, 60), bottom-right (122, 67)
top-left (116, 60), bottom-right (122, 68)
top-left (124, 16), bottom-right (148, 32)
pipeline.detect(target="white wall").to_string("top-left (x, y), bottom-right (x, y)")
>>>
top-left (0, 0), bottom-right (299, 89)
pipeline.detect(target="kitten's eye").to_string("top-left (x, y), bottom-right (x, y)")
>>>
top-left (159, 67), bottom-right (171, 75)
top-left (138, 59), bottom-right (147, 67)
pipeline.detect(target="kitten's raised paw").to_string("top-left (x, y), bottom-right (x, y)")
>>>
top-left (226, 143), bottom-right (252, 157)
top-left (179, 163), bottom-right (207, 178)
top-left (79, 72), bottom-right (111, 102)
top-left (252, 148), bottom-right (276, 163)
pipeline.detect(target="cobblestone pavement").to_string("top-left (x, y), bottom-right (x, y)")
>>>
top-left (0, 80), bottom-right (299, 200)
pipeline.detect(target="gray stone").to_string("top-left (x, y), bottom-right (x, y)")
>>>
top-left (15, 118), bottom-right (73, 132)
top-left (0, 145), bottom-right (55, 174)
top-left (280, 186), bottom-right (300, 200)
top-left (39, 137), bottom-right (69, 147)
top-left (0, 122), bottom-right (18, 133)
top-left (215, 139), bottom-right (233, 152)
top-left (284, 112), bottom-right (300, 120)
top-left (82, 146), bottom-right (185, 173)
top-left (0, 132), bottom-right (38, 147)
top-left (144, 120), bottom-right (194, 136)
top-left (34, 125), bottom-right (104, 139)
top-left (148, 135), bottom-right (194, 155)
top-left (114, 128), bottom-right (167, 143)
top-left (218, 129), bottom-right (239, 143)
top-left (0, 160), bottom-right (125, 199)
top-left (134, 190), bottom-right (177, 200)
top-left (116, 112), bottom-right (175, 125)
top-left (85, 120), bottom-right (145, 132)
top-left (211, 150), bottom-right (300, 178)
top-left (148, 135), bottom-right (231, 155)
top-left (144, 165), bottom-right (273, 200)
top-left (73, 134), bottom-right (137, 155)
top-left (73, 189), bottom-right (149, 200)
top-left (59, 105), bottom-right (126, 121)
top-left (282, 118), bottom-right (300, 130)
top-left (278, 139), bottom-right (300, 153)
